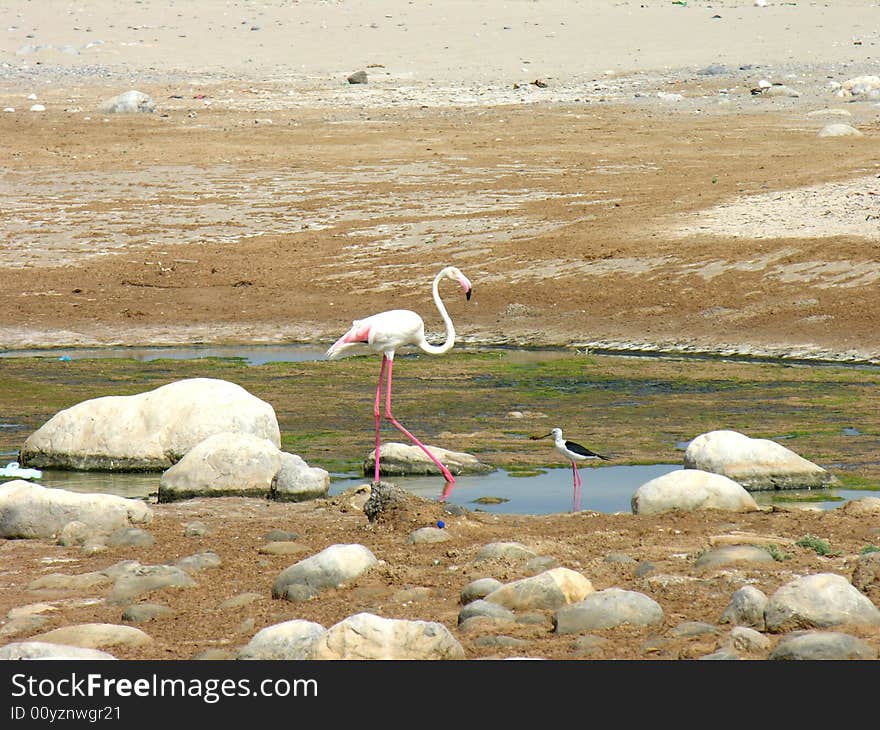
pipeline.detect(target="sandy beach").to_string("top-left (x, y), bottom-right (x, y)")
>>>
top-left (2, 0), bottom-right (878, 82)
top-left (1, 1), bottom-right (879, 360)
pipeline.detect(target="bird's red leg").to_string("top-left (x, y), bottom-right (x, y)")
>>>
top-left (373, 355), bottom-right (387, 483)
top-left (571, 462), bottom-right (578, 512)
top-left (384, 358), bottom-right (456, 485)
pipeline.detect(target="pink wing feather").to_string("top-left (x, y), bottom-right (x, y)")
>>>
top-left (326, 320), bottom-right (373, 359)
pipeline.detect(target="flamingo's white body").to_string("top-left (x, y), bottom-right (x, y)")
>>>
top-left (327, 266), bottom-right (473, 492)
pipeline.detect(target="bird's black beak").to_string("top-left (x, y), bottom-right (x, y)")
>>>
top-left (466, 288), bottom-right (472, 301)
top-left (530, 432), bottom-right (552, 440)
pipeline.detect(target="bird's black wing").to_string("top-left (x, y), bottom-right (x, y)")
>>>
top-left (566, 440), bottom-right (610, 460)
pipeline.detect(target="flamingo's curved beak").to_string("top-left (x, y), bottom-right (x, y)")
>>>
top-left (458, 274), bottom-right (473, 301)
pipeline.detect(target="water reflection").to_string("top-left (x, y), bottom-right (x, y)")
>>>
top-left (30, 470), bottom-right (161, 500)
top-left (330, 464), bottom-right (870, 515)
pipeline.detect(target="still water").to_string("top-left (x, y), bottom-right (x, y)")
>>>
top-left (1, 343), bottom-right (872, 515)
top-left (11, 463), bottom-right (868, 516)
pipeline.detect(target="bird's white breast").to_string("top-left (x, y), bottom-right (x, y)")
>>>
top-left (365, 309), bottom-right (425, 352)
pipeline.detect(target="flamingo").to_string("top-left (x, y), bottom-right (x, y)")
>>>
top-left (530, 428), bottom-right (609, 512)
top-left (326, 265), bottom-right (473, 492)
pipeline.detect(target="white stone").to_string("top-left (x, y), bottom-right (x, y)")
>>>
top-left (720, 585), bottom-right (769, 630)
top-left (311, 612), bottom-right (465, 659)
top-left (98, 90), bottom-right (156, 113)
top-left (474, 541), bottom-right (537, 562)
top-left (0, 481), bottom-right (153, 539)
top-left (21, 378), bottom-right (280, 471)
top-left (835, 75), bottom-right (880, 98)
top-left (484, 567), bottom-right (593, 610)
top-left (555, 588), bottom-right (664, 632)
top-left (765, 573), bottom-right (880, 632)
top-left (236, 620), bottom-right (326, 660)
top-left (160, 432), bottom-right (281, 500)
top-left (817, 123), bottom-right (862, 138)
top-left (631, 468), bottom-right (759, 515)
top-left (364, 442), bottom-right (493, 477)
top-left (683, 429), bottom-right (834, 490)
top-left (159, 432), bottom-right (328, 502)
top-left (770, 631), bottom-right (877, 660)
top-left (726, 626), bottom-right (771, 653)
top-left (31, 623), bottom-right (153, 649)
top-left (272, 544), bottom-right (378, 598)
top-left (841, 496), bottom-right (880, 516)
top-left (272, 452), bottom-right (330, 502)
top-left (806, 108), bottom-right (851, 118)
top-left (0, 641), bottom-right (117, 660)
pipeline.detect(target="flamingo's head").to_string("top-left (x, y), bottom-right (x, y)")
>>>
top-left (444, 266), bottom-right (473, 300)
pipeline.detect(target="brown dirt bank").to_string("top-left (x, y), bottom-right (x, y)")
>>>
top-left (1, 492), bottom-right (879, 661)
top-left (0, 79), bottom-right (878, 362)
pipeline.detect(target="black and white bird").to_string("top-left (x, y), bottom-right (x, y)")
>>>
top-left (530, 427), bottom-right (610, 512)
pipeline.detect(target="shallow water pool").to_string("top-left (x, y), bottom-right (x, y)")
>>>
top-left (4, 462), bottom-right (870, 515)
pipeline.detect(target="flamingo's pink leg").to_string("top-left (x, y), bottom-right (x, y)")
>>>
top-left (384, 358), bottom-right (456, 485)
top-left (372, 356), bottom-right (388, 482)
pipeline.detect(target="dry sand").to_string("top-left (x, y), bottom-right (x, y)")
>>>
top-left (2, 0), bottom-right (878, 82)
top-left (1, 0), bottom-right (878, 362)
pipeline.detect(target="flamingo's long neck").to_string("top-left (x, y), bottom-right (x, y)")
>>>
top-left (418, 269), bottom-right (455, 355)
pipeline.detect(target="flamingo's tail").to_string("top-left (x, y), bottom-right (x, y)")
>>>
top-left (326, 321), bottom-right (372, 359)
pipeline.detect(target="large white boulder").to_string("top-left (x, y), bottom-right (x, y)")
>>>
top-left (20, 378), bottom-right (280, 471)
top-left (631, 468), bottom-right (759, 515)
top-left (158, 432), bottom-right (329, 503)
top-left (683, 429), bottom-right (835, 490)
top-left (159, 432), bottom-right (281, 501)
top-left (0, 481), bottom-right (153, 539)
